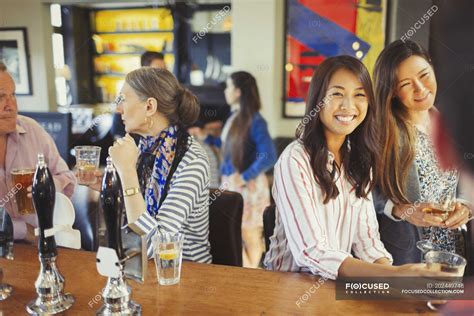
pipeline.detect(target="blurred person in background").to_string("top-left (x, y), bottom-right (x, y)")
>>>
top-left (188, 120), bottom-right (220, 188)
top-left (0, 62), bottom-right (76, 241)
top-left (428, 3), bottom-right (474, 313)
top-left (204, 120), bottom-right (223, 148)
top-left (221, 71), bottom-right (277, 268)
top-left (140, 51), bottom-right (166, 69)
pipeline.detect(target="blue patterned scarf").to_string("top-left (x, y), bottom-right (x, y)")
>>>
top-left (138, 125), bottom-right (178, 217)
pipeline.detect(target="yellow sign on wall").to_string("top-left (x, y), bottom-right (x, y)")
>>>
top-left (355, 0), bottom-right (387, 76)
top-left (94, 8), bottom-right (173, 33)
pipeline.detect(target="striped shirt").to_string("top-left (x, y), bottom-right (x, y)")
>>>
top-left (264, 141), bottom-right (392, 280)
top-left (130, 136), bottom-right (212, 263)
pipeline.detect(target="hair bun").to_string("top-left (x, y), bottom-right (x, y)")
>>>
top-left (177, 88), bottom-right (199, 126)
top-left (176, 88), bottom-right (185, 108)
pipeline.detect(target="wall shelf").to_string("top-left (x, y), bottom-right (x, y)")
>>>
top-left (94, 72), bottom-right (127, 77)
top-left (93, 51), bottom-right (174, 56)
top-left (91, 7), bottom-right (175, 102)
top-left (94, 30), bottom-right (174, 35)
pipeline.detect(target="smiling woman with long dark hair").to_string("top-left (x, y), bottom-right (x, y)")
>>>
top-left (264, 56), bottom-right (439, 279)
top-left (372, 40), bottom-right (472, 265)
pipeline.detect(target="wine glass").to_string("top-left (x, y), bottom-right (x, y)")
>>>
top-left (416, 171), bottom-right (458, 254)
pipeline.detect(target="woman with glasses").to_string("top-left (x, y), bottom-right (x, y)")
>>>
top-left (90, 67), bottom-right (212, 263)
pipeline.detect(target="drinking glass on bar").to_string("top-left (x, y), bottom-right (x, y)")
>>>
top-left (425, 250), bottom-right (466, 276)
top-left (74, 146), bottom-right (101, 185)
top-left (11, 168), bottom-right (35, 215)
top-left (152, 232), bottom-right (184, 286)
top-left (425, 250), bottom-right (466, 311)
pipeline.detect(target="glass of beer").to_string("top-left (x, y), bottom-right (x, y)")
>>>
top-left (421, 200), bottom-right (456, 221)
top-left (74, 146), bottom-right (101, 185)
top-left (152, 232), bottom-right (184, 286)
top-left (11, 168), bottom-right (35, 215)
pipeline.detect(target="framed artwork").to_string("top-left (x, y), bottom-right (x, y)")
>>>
top-left (0, 27), bottom-right (32, 95)
top-left (283, 0), bottom-right (386, 117)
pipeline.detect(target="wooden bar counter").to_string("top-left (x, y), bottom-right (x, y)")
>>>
top-left (0, 244), bottom-right (436, 315)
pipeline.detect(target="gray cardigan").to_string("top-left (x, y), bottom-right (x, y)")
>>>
top-left (373, 161), bottom-right (470, 265)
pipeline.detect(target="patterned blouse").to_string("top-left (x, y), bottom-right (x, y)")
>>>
top-left (414, 127), bottom-right (462, 254)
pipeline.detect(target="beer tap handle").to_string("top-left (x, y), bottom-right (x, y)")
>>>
top-left (101, 157), bottom-right (125, 259)
top-left (32, 154), bottom-right (57, 258)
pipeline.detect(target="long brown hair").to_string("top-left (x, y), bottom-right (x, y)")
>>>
top-left (225, 71), bottom-right (261, 171)
top-left (296, 56), bottom-right (378, 203)
top-left (125, 67), bottom-right (199, 127)
top-left (373, 40), bottom-right (433, 204)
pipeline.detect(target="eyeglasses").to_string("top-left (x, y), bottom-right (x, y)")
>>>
top-left (112, 94), bottom-right (125, 107)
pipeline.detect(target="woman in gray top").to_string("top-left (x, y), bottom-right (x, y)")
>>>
top-left (372, 40), bottom-right (472, 265)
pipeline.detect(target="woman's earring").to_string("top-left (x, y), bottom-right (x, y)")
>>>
top-left (148, 117), bottom-right (154, 129)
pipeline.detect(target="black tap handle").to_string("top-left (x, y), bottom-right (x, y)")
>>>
top-left (32, 154), bottom-right (57, 258)
top-left (100, 158), bottom-right (125, 259)
top-left (0, 209), bottom-right (13, 258)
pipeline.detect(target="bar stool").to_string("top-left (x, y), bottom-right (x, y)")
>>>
top-left (208, 189), bottom-right (243, 267)
top-left (263, 204), bottom-right (276, 253)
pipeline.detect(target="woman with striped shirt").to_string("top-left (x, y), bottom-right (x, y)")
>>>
top-left (107, 67), bottom-right (212, 263)
top-left (264, 56), bottom-right (439, 279)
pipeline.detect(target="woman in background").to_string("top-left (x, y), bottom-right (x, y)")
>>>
top-left (222, 71), bottom-right (277, 268)
top-left (373, 40), bottom-right (472, 265)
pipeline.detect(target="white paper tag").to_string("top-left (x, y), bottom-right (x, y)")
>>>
top-left (96, 247), bottom-right (121, 278)
top-left (34, 227), bottom-right (56, 237)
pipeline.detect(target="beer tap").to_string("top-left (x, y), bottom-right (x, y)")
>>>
top-left (96, 157), bottom-right (146, 315)
top-left (0, 208), bottom-right (13, 300)
top-left (26, 153), bottom-right (74, 314)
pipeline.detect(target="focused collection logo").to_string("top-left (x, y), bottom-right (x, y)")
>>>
top-left (345, 282), bottom-right (390, 295)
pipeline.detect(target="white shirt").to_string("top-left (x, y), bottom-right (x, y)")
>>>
top-left (264, 141), bottom-right (392, 280)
